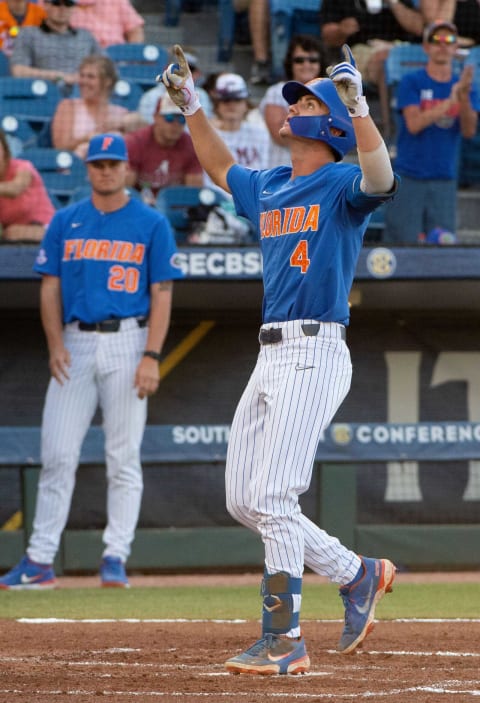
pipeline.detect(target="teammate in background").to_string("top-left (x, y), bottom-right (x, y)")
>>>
top-left (162, 45), bottom-right (398, 674)
top-left (384, 20), bottom-right (478, 243)
top-left (0, 133), bottom-right (183, 590)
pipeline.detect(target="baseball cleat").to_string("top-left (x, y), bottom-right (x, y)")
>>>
top-left (337, 557), bottom-right (396, 654)
top-left (0, 555), bottom-right (57, 590)
top-left (225, 633), bottom-right (310, 675)
top-left (100, 556), bottom-right (130, 588)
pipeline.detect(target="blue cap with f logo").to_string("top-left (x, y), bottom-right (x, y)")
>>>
top-left (85, 133), bottom-right (128, 162)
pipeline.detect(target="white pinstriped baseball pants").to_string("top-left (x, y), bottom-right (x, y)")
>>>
top-left (225, 320), bottom-right (361, 583)
top-left (28, 319), bottom-right (148, 565)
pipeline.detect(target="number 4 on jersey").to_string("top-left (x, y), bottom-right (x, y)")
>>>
top-left (290, 240), bottom-right (310, 274)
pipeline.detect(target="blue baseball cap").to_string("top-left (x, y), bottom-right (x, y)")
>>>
top-left (85, 133), bottom-right (128, 162)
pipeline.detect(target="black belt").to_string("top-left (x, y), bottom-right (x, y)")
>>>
top-left (259, 323), bottom-right (346, 345)
top-left (77, 317), bottom-right (148, 332)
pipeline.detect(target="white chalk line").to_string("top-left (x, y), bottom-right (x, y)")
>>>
top-left (16, 617), bottom-right (480, 624)
top-left (0, 687), bottom-right (480, 699)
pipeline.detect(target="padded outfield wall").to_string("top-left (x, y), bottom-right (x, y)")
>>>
top-left (0, 245), bottom-right (480, 570)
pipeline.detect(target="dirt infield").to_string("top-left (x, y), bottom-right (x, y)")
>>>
top-left (1, 574), bottom-right (479, 702)
top-left (1, 619), bottom-right (479, 702)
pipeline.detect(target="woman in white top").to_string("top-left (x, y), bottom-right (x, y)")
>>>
top-left (205, 72), bottom-right (270, 193)
top-left (52, 55), bottom-right (145, 159)
top-left (259, 34), bottom-right (325, 168)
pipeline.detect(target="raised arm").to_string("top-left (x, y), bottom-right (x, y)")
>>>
top-left (160, 45), bottom-right (236, 192)
top-left (420, 0), bottom-right (456, 23)
top-left (328, 45), bottom-right (395, 194)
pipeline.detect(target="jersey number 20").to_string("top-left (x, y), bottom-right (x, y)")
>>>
top-left (290, 240), bottom-right (310, 274)
top-left (108, 265), bottom-right (140, 293)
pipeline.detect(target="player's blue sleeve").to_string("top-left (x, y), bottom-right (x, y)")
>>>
top-left (226, 164), bottom-right (262, 227)
top-left (346, 172), bottom-right (400, 214)
top-left (148, 213), bottom-right (184, 283)
top-left (33, 211), bottom-right (64, 277)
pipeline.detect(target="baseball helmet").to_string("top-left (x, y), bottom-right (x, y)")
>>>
top-left (282, 78), bottom-right (356, 161)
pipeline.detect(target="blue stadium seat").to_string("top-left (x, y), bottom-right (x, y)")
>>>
top-left (458, 46), bottom-right (480, 186)
top-left (465, 45), bottom-right (480, 95)
top-left (71, 78), bottom-right (144, 112)
top-left (156, 186), bottom-right (230, 243)
top-left (0, 77), bottom-right (61, 146)
top-left (23, 148), bottom-right (88, 207)
top-left (0, 50), bottom-right (9, 76)
top-left (1, 114), bottom-right (37, 150)
top-left (381, 43), bottom-right (428, 139)
top-left (269, 0), bottom-right (323, 79)
top-left (106, 43), bottom-right (169, 91)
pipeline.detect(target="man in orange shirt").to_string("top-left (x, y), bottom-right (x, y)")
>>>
top-left (0, 0), bottom-right (46, 55)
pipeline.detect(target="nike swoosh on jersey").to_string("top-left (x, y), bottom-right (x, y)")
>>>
top-left (20, 573), bottom-right (44, 584)
top-left (354, 582), bottom-right (375, 615)
top-left (295, 365), bottom-right (315, 371)
top-left (71, 222), bottom-right (82, 228)
top-left (262, 190), bottom-right (272, 195)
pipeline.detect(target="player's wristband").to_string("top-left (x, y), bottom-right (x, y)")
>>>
top-left (143, 350), bottom-right (161, 361)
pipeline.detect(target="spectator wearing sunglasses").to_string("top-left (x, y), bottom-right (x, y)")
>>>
top-left (420, 0), bottom-right (480, 46)
top-left (258, 34), bottom-right (325, 168)
top-left (384, 20), bottom-right (479, 243)
top-left (125, 92), bottom-right (203, 201)
top-left (10, 0), bottom-right (100, 86)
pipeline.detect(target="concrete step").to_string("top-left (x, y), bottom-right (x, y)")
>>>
top-left (457, 189), bottom-right (480, 232)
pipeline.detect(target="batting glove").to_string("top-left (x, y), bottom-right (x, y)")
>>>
top-left (158, 44), bottom-right (201, 116)
top-left (326, 44), bottom-right (369, 118)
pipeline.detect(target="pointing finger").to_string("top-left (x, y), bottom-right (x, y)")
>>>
top-left (341, 44), bottom-right (356, 68)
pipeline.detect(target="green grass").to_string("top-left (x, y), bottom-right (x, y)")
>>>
top-left (0, 583), bottom-right (478, 620)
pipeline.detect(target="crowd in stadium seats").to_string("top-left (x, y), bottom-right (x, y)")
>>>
top-left (0, 0), bottom-right (479, 244)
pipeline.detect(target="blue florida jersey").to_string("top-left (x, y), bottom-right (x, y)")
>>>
top-left (227, 162), bottom-right (397, 325)
top-left (34, 197), bottom-right (183, 324)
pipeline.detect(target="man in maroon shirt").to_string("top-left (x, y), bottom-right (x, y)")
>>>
top-left (125, 92), bottom-right (203, 202)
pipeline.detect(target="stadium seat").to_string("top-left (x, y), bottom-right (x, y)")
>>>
top-left (0, 50), bottom-right (9, 77)
top-left (106, 43), bottom-right (169, 91)
top-left (24, 148), bottom-right (88, 206)
top-left (465, 45), bottom-right (480, 95)
top-left (458, 46), bottom-right (480, 186)
top-left (269, 0), bottom-right (323, 80)
top-left (71, 78), bottom-right (144, 112)
top-left (155, 186), bottom-right (230, 243)
top-left (381, 43), bottom-right (428, 140)
top-left (0, 77), bottom-right (61, 145)
top-left (1, 114), bottom-right (37, 151)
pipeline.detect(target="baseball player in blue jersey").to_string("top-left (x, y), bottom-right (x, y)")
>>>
top-left (162, 45), bottom-right (399, 674)
top-left (0, 133), bottom-right (183, 590)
